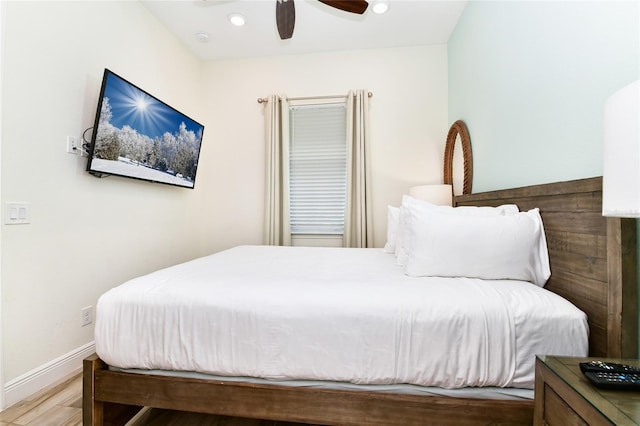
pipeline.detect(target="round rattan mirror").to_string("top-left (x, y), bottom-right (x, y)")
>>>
top-left (443, 120), bottom-right (473, 195)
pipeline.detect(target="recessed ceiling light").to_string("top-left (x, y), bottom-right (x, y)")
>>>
top-left (372, 0), bottom-right (389, 14)
top-left (228, 13), bottom-right (246, 26)
top-left (195, 31), bottom-right (210, 42)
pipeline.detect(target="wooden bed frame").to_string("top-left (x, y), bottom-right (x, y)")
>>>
top-left (83, 176), bottom-right (637, 426)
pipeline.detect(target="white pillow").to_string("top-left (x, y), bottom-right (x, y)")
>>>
top-left (394, 195), bottom-right (519, 266)
top-left (404, 207), bottom-right (551, 287)
top-left (383, 205), bottom-right (400, 253)
top-left (394, 203), bottom-right (410, 265)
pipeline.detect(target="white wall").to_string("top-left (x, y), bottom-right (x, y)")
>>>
top-left (0, 0), bottom-right (5, 410)
top-left (2, 1), bottom-right (205, 388)
top-left (199, 46), bottom-right (449, 252)
top-left (448, 0), bottom-right (639, 192)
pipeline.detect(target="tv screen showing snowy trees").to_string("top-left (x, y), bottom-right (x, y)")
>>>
top-left (86, 69), bottom-right (205, 189)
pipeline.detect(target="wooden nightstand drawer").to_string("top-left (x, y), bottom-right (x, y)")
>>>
top-left (542, 383), bottom-right (588, 426)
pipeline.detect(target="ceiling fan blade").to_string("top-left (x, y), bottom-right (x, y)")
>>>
top-left (318, 0), bottom-right (368, 14)
top-left (276, 0), bottom-right (296, 40)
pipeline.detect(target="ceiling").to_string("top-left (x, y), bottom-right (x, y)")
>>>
top-left (141, 0), bottom-right (468, 61)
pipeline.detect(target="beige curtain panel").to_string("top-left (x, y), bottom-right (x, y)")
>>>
top-left (263, 94), bottom-right (291, 246)
top-left (344, 89), bottom-right (373, 248)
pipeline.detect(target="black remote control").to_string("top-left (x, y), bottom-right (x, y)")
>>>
top-left (584, 371), bottom-right (640, 390)
top-left (579, 360), bottom-right (640, 374)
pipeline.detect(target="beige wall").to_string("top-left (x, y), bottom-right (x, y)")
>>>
top-left (199, 46), bottom-right (449, 253)
top-left (1, 1), bottom-right (449, 391)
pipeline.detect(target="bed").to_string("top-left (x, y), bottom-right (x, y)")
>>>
top-left (83, 176), bottom-right (637, 426)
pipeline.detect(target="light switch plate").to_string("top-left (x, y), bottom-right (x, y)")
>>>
top-left (5, 202), bottom-right (30, 225)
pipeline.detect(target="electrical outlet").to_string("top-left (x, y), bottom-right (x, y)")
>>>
top-left (67, 136), bottom-right (80, 155)
top-left (81, 306), bottom-right (93, 327)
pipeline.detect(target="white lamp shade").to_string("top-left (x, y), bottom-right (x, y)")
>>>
top-left (603, 80), bottom-right (640, 217)
top-left (408, 184), bottom-right (453, 206)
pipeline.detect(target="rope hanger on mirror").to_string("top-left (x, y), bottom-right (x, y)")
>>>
top-left (443, 120), bottom-right (473, 195)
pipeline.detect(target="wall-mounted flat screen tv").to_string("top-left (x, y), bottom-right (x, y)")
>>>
top-left (86, 69), bottom-right (204, 189)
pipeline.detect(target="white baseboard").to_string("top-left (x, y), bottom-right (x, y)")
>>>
top-left (3, 341), bottom-right (95, 410)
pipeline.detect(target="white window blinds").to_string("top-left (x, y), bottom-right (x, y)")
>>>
top-left (289, 102), bottom-right (347, 235)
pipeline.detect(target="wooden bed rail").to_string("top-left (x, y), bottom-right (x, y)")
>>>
top-left (83, 354), bottom-right (143, 426)
top-left (83, 353), bottom-right (533, 426)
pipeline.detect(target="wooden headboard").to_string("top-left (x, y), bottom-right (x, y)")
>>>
top-left (455, 177), bottom-right (638, 358)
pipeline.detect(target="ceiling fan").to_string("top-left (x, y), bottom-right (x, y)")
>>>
top-left (276, 0), bottom-right (369, 40)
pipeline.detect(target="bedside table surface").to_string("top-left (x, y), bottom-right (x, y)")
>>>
top-left (537, 355), bottom-right (640, 425)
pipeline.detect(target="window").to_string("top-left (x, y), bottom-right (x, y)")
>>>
top-left (288, 100), bottom-right (347, 237)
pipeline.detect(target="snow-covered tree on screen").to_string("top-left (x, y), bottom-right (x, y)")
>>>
top-left (94, 97), bottom-right (120, 160)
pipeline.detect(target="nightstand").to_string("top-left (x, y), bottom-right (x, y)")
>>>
top-left (535, 355), bottom-right (640, 425)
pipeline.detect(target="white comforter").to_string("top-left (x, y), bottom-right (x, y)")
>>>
top-left (95, 245), bottom-right (588, 389)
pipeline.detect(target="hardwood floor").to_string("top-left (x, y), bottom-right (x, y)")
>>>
top-left (0, 373), bottom-right (312, 426)
top-left (0, 374), bottom-right (82, 426)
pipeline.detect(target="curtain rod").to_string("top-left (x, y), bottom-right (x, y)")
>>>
top-left (257, 92), bottom-right (373, 104)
